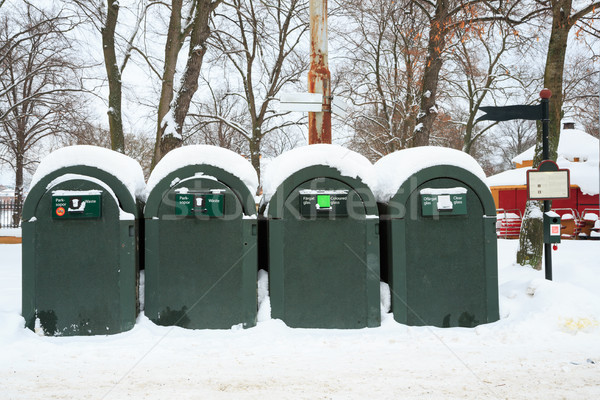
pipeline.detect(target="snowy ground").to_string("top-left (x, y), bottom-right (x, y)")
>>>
top-left (1, 240), bottom-right (599, 399)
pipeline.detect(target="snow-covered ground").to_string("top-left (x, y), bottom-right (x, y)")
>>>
top-left (1, 240), bottom-right (599, 399)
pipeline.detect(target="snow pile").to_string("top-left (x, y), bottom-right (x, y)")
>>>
top-left (257, 269), bottom-right (271, 322)
top-left (29, 145), bottom-right (146, 203)
top-left (583, 212), bottom-right (598, 221)
top-left (2, 241), bottom-right (600, 398)
top-left (261, 144), bottom-right (376, 201)
top-left (145, 145), bottom-right (259, 198)
top-left (374, 146), bottom-right (487, 203)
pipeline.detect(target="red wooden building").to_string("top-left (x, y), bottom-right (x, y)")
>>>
top-left (487, 125), bottom-right (599, 239)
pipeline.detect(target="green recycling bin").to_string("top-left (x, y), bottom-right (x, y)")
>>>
top-left (22, 146), bottom-right (145, 336)
top-left (376, 147), bottom-right (499, 328)
top-left (261, 144), bottom-right (380, 329)
top-left (144, 145), bottom-right (258, 329)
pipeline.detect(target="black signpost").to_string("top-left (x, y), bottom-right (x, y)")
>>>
top-left (478, 89), bottom-right (556, 280)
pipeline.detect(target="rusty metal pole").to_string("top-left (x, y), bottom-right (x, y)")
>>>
top-left (308, 0), bottom-right (331, 144)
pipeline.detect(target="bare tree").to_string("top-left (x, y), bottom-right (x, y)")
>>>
top-left (193, 0), bottom-right (310, 181)
top-left (562, 53), bottom-right (599, 137)
top-left (150, 0), bottom-right (196, 168)
top-left (336, 0), bottom-right (538, 158)
top-left (409, 0), bottom-right (540, 147)
top-left (0, 3), bottom-right (84, 221)
top-left (517, 0), bottom-right (600, 269)
top-left (56, 121), bottom-right (154, 179)
top-left (336, 0), bottom-right (428, 161)
top-left (443, 23), bottom-right (538, 154)
top-left (70, 0), bottom-right (223, 165)
top-left (157, 0), bottom-right (224, 162)
top-left (495, 119), bottom-right (537, 170)
top-left (186, 77), bottom-right (248, 153)
top-left (68, 0), bottom-right (153, 153)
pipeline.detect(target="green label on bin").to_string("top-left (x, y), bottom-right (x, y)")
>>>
top-left (421, 191), bottom-right (467, 217)
top-left (176, 193), bottom-right (224, 217)
top-left (317, 194), bottom-right (331, 209)
top-left (52, 194), bottom-right (102, 219)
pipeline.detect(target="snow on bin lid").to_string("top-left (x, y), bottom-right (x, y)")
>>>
top-left (261, 144), bottom-right (376, 201)
top-left (374, 146), bottom-right (487, 203)
top-left (29, 145), bottom-right (145, 203)
top-left (145, 145), bottom-right (259, 198)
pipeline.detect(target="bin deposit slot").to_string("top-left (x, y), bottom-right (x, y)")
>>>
top-left (299, 190), bottom-right (349, 217)
top-left (317, 194), bottom-right (331, 210)
top-left (436, 195), bottom-right (453, 210)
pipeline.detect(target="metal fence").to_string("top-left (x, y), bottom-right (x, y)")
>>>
top-left (0, 199), bottom-right (22, 228)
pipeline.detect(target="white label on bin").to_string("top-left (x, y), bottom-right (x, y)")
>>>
top-left (550, 224), bottom-right (561, 236)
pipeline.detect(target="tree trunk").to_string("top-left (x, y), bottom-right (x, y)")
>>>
top-left (516, 0), bottom-right (571, 269)
top-left (151, 0), bottom-right (184, 170)
top-left (543, 0), bottom-right (570, 161)
top-left (463, 118), bottom-right (475, 154)
top-left (157, 0), bottom-right (220, 163)
top-left (249, 134), bottom-right (261, 191)
top-left (13, 151), bottom-right (24, 227)
top-left (101, 0), bottom-right (124, 153)
top-left (413, 0), bottom-right (448, 147)
top-left (516, 199), bottom-right (545, 269)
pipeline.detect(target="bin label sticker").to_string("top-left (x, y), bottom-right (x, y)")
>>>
top-left (176, 193), bottom-right (224, 217)
top-left (550, 224), bottom-right (561, 236)
top-left (299, 190), bottom-right (349, 218)
top-left (52, 194), bottom-right (102, 219)
top-left (421, 191), bottom-right (467, 217)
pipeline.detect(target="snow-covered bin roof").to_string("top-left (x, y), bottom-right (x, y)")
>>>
top-left (29, 145), bottom-right (145, 203)
top-left (512, 129), bottom-right (599, 164)
top-left (487, 155), bottom-right (599, 196)
top-left (145, 145), bottom-right (258, 199)
top-left (374, 146), bottom-right (487, 203)
top-left (261, 144), bottom-right (376, 201)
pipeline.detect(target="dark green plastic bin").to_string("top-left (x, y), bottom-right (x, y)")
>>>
top-left (144, 145), bottom-right (258, 329)
top-left (376, 147), bottom-right (499, 328)
top-left (261, 145), bottom-right (380, 329)
top-left (22, 146), bottom-right (144, 336)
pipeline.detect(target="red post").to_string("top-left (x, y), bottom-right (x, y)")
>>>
top-left (308, 0), bottom-right (331, 144)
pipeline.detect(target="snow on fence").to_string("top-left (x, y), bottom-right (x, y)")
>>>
top-left (0, 199), bottom-right (22, 228)
top-left (496, 209), bottom-right (522, 239)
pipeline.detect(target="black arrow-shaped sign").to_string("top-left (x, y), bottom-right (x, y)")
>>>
top-left (477, 104), bottom-right (543, 122)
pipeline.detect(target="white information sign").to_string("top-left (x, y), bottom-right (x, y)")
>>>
top-left (331, 96), bottom-right (348, 118)
top-left (279, 93), bottom-right (323, 112)
top-left (279, 93), bottom-right (349, 117)
top-left (527, 170), bottom-right (570, 200)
